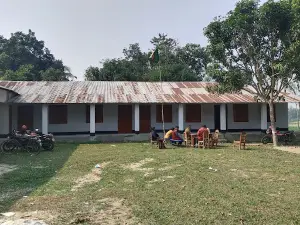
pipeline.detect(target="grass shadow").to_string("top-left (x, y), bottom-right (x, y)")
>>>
top-left (0, 143), bottom-right (78, 212)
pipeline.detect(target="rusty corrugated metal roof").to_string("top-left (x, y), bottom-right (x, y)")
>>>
top-left (0, 81), bottom-right (299, 104)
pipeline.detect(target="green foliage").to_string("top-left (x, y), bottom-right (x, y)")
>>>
top-left (204, 0), bottom-right (300, 146)
top-left (204, 0), bottom-right (299, 101)
top-left (84, 66), bottom-right (101, 81)
top-left (288, 107), bottom-right (298, 122)
top-left (0, 29), bottom-right (74, 81)
top-left (84, 34), bottom-right (209, 81)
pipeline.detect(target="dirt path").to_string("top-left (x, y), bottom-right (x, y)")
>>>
top-left (276, 146), bottom-right (300, 154)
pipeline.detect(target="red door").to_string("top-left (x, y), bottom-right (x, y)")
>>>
top-left (118, 105), bottom-right (132, 133)
top-left (140, 105), bottom-right (151, 133)
top-left (18, 105), bottom-right (34, 130)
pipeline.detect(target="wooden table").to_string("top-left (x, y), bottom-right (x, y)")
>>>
top-left (191, 133), bottom-right (198, 147)
top-left (190, 133), bottom-right (213, 148)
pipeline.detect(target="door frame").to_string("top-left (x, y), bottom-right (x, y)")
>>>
top-left (214, 105), bottom-right (221, 131)
top-left (139, 104), bottom-right (151, 133)
top-left (17, 104), bottom-right (34, 130)
top-left (118, 104), bottom-right (133, 134)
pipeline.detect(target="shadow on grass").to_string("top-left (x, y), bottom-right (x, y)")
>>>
top-left (0, 143), bottom-right (78, 212)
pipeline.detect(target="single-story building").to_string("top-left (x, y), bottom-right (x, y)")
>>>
top-left (0, 81), bottom-right (299, 137)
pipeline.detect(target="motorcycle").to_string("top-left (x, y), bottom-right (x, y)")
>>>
top-left (30, 129), bottom-right (55, 151)
top-left (261, 128), bottom-right (296, 144)
top-left (1, 129), bottom-right (42, 154)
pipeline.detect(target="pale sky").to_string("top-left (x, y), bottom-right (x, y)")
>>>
top-left (1, 0), bottom-right (241, 80)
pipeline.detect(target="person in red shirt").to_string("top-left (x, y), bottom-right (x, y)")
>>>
top-left (171, 127), bottom-right (183, 141)
top-left (197, 125), bottom-right (208, 141)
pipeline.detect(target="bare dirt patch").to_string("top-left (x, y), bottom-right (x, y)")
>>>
top-left (124, 158), bottom-right (154, 171)
top-left (72, 162), bottom-right (110, 191)
top-left (124, 178), bottom-right (135, 183)
top-left (276, 146), bottom-right (300, 154)
top-left (92, 198), bottom-right (137, 225)
top-left (0, 198), bottom-right (137, 225)
top-left (0, 164), bottom-right (17, 176)
top-left (229, 169), bottom-right (249, 178)
top-left (69, 198), bottom-right (138, 225)
top-left (148, 176), bottom-right (176, 183)
top-left (158, 164), bottom-right (182, 171)
top-left (122, 158), bottom-right (154, 176)
top-left (0, 210), bottom-right (55, 225)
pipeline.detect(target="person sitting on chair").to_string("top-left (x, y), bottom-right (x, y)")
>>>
top-left (184, 125), bottom-right (192, 139)
top-left (151, 127), bottom-right (165, 149)
top-left (197, 125), bottom-right (208, 141)
top-left (171, 127), bottom-right (183, 145)
top-left (151, 127), bottom-right (159, 141)
top-left (164, 127), bottom-right (174, 141)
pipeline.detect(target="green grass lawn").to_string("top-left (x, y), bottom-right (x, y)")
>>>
top-left (289, 121), bottom-right (300, 131)
top-left (1, 143), bottom-right (300, 224)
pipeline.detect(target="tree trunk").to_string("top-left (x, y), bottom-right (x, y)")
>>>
top-left (268, 102), bottom-right (278, 146)
top-left (296, 102), bottom-right (300, 130)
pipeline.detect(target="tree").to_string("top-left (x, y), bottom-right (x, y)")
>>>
top-left (0, 29), bottom-right (74, 81)
top-left (41, 66), bottom-right (75, 81)
top-left (84, 34), bottom-right (209, 82)
top-left (176, 43), bottom-right (210, 78)
top-left (84, 66), bottom-right (101, 81)
top-left (204, 0), bottom-right (299, 146)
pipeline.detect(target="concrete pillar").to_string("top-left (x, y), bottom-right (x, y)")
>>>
top-left (261, 103), bottom-right (268, 131)
top-left (220, 104), bottom-right (227, 132)
top-left (42, 104), bottom-right (48, 134)
top-left (90, 104), bottom-right (95, 136)
top-left (178, 104), bottom-right (184, 132)
top-left (0, 104), bottom-right (10, 135)
top-left (134, 104), bottom-right (139, 134)
top-left (12, 105), bottom-right (18, 130)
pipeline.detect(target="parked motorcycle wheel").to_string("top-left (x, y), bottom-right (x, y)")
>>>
top-left (2, 140), bottom-right (18, 154)
top-left (0, 141), bottom-right (3, 153)
top-left (261, 136), bottom-right (272, 144)
top-left (42, 140), bottom-right (54, 151)
top-left (290, 133), bottom-right (296, 143)
top-left (26, 140), bottom-right (41, 155)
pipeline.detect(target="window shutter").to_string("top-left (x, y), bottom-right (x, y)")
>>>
top-left (233, 104), bottom-right (249, 122)
top-left (186, 104), bottom-right (201, 122)
top-left (156, 105), bottom-right (172, 123)
top-left (49, 105), bottom-right (68, 124)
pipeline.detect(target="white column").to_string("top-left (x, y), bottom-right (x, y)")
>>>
top-left (90, 104), bottom-right (95, 136)
top-left (220, 104), bottom-right (227, 132)
top-left (134, 104), bottom-right (139, 133)
top-left (178, 104), bottom-right (184, 132)
top-left (261, 103), bottom-right (268, 131)
top-left (42, 104), bottom-right (48, 134)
